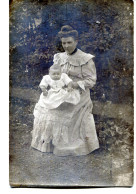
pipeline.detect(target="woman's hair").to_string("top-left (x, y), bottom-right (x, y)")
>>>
top-left (58, 25), bottom-right (78, 40)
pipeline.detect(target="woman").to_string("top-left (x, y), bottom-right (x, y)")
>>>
top-left (31, 25), bottom-right (99, 156)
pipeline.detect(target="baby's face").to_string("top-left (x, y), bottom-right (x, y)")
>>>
top-left (49, 69), bottom-right (61, 80)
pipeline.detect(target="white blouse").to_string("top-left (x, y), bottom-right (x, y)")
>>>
top-left (53, 49), bottom-right (97, 90)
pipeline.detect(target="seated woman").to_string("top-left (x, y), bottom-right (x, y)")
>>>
top-left (31, 25), bottom-right (99, 156)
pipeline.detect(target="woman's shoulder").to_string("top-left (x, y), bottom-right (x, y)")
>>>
top-left (70, 49), bottom-right (95, 66)
top-left (77, 49), bottom-right (94, 59)
top-left (53, 49), bottom-right (95, 66)
top-left (53, 52), bottom-right (66, 64)
top-left (74, 49), bottom-right (95, 66)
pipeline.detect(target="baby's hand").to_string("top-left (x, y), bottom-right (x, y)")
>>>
top-left (42, 90), bottom-right (48, 96)
top-left (40, 86), bottom-right (48, 96)
top-left (67, 82), bottom-right (73, 92)
top-left (42, 88), bottom-right (48, 96)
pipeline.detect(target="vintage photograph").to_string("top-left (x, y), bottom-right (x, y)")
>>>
top-left (9, 0), bottom-right (133, 187)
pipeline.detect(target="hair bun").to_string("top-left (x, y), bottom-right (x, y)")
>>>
top-left (61, 25), bottom-right (73, 32)
top-left (58, 25), bottom-right (78, 40)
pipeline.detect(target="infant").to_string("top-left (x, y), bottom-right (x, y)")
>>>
top-left (38, 63), bottom-right (81, 109)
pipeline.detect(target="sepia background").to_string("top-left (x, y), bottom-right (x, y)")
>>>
top-left (9, 0), bottom-right (133, 187)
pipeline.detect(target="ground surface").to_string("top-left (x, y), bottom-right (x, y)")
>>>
top-left (9, 94), bottom-right (113, 187)
top-left (9, 90), bottom-right (133, 187)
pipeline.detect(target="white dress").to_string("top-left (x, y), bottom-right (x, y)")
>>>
top-left (38, 73), bottom-right (81, 109)
top-left (31, 49), bottom-right (99, 156)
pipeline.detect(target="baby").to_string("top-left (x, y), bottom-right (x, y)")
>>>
top-left (38, 63), bottom-right (81, 109)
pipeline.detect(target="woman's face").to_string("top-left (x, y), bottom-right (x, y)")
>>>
top-left (61, 37), bottom-right (78, 55)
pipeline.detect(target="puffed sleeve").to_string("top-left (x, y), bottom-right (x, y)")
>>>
top-left (39, 75), bottom-right (50, 89)
top-left (77, 59), bottom-right (97, 89)
top-left (53, 53), bottom-right (61, 64)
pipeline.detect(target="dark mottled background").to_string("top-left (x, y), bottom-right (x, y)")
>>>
top-left (9, 0), bottom-right (133, 187)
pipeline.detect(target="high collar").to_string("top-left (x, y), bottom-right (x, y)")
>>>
top-left (68, 48), bottom-right (78, 55)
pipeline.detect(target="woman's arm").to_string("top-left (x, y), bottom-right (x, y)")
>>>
top-left (78, 59), bottom-right (97, 89)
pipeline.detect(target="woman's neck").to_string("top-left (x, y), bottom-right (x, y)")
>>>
top-left (68, 48), bottom-right (77, 55)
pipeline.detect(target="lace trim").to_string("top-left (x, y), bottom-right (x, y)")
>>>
top-left (32, 118), bottom-right (69, 146)
top-left (53, 49), bottom-right (95, 67)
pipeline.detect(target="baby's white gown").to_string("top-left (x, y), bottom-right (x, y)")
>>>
top-left (38, 73), bottom-right (81, 109)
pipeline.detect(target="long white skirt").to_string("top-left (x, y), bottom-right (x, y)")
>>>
top-left (31, 89), bottom-right (99, 156)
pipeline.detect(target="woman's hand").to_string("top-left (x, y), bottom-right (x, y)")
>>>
top-left (72, 82), bottom-right (79, 89)
top-left (68, 81), bottom-right (79, 89)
